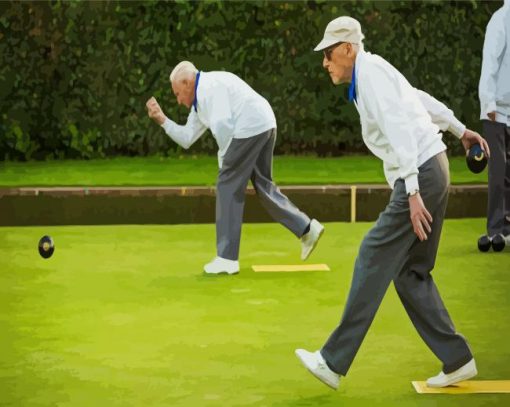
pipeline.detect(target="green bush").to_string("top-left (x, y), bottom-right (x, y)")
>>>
top-left (0, 0), bottom-right (501, 160)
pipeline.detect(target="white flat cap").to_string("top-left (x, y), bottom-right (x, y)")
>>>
top-left (314, 16), bottom-right (365, 51)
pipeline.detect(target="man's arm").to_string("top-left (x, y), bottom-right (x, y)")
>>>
top-left (415, 89), bottom-right (490, 156)
top-left (361, 65), bottom-right (434, 241)
top-left (479, 11), bottom-right (506, 121)
top-left (414, 88), bottom-right (465, 138)
top-left (362, 65), bottom-right (421, 195)
top-left (146, 97), bottom-right (207, 149)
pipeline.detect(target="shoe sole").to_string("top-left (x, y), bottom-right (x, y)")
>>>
top-left (203, 270), bottom-right (239, 275)
top-left (295, 350), bottom-right (338, 390)
top-left (301, 226), bottom-right (324, 261)
top-left (427, 370), bottom-right (477, 388)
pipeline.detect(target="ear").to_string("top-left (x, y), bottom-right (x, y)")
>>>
top-left (346, 43), bottom-right (354, 56)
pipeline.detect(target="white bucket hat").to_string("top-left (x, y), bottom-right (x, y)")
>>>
top-left (314, 16), bottom-right (365, 51)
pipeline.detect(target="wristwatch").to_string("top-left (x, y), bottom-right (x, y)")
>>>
top-left (408, 189), bottom-right (420, 197)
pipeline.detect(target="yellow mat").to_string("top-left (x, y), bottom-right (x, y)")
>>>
top-left (412, 380), bottom-right (510, 394)
top-left (252, 264), bottom-right (330, 272)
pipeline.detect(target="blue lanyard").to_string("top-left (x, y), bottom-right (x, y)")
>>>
top-left (348, 65), bottom-right (356, 103)
top-left (193, 71), bottom-right (201, 112)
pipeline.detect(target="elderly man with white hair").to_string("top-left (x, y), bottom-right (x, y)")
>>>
top-left (295, 16), bottom-right (490, 390)
top-left (146, 62), bottom-right (323, 274)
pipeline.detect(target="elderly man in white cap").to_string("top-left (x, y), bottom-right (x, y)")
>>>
top-left (478, 0), bottom-right (510, 252)
top-left (146, 62), bottom-right (323, 275)
top-left (295, 16), bottom-right (490, 390)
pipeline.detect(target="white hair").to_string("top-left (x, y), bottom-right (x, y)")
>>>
top-left (169, 61), bottom-right (198, 83)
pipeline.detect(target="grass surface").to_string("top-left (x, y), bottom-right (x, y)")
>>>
top-left (0, 155), bottom-right (487, 187)
top-left (1, 220), bottom-right (508, 406)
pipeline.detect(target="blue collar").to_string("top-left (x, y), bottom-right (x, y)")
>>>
top-left (348, 65), bottom-right (356, 103)
top-left (192, 71), bottom-right (201, 112)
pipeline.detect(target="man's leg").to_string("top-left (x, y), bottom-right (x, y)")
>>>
top-left (216, 131), bottom-right (273, 260)
top-left (250, 129), bottom-right (310, 238)
top-left (320, 178), bottom-right (418, 375)
top-left (393, 153), bottom-right (473, 374)
top-left (483, 120), bottom-right (507, 236)
top-left (321, 153), bottom-right (461, 376)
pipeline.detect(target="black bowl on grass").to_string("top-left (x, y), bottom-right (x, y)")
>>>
top-left (38, 235), bottom-right (55, 259)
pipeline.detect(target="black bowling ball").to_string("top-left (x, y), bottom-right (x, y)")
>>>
top-left (38, 235), bottom-right (55, 259)
top-left (477, 235), bottom-right (491, 252)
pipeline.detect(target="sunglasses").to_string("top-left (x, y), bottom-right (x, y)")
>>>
top-left (323, 42), bottom-right (346, 61)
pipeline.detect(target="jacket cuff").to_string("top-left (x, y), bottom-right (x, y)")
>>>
top-left (404, 174), bottom-right (420, 195)
top-left (448, 117), bottom-right (466, 140)
top-left (482, 101), bottom-right (497, 119)
top-left (161, 117), bottom-right (171, 132)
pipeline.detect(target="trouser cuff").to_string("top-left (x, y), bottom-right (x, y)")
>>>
top-left (443, 353), bottom-right (473, 374)
top-left (320, 349), bottom-right (345, 376)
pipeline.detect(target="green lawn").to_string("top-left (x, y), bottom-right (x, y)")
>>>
top-left (0, 155), bottom-right (487, 187)
top-left (1, 220), bottom-right (508, 406)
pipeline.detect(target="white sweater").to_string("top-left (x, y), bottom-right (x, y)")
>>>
top-left (353, 50), bottom-right (465, 194)
top-left (162, 71), bottom-right (276, 167)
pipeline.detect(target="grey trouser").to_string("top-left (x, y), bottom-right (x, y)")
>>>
top-left (216, 128), bottom-right (310, 260)
top-left (321, 152), bottom-right (473, 376)
top-left (482, 120), bottom-right (510, 237)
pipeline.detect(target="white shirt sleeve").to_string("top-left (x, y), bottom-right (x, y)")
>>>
top-left (479, 11), bottom-right (507, 119)
top-left (361, 65), bottom-right (421, 194)
top-left (161, 110), bottom-right (208, 149)
top-left (203, 84), bottom-right (235, 140)
top-left (414, 88), bottom-right (466, 139)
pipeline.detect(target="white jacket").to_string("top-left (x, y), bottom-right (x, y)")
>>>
top-left (354, 50), bottom-right (465, 194)
top-left (162, 71), bottom-right (276, 167)
top-left (479, 0), bottom-right (510, 122)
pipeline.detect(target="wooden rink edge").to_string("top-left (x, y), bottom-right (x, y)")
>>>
top-left (0, 184), bottom-right (487, 197)
top-left (252, 264), bottom-right (330, 272)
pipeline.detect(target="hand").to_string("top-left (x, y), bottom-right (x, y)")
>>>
top-left (487, 111), bottom-right (496, 121)
top-left (461, 128), bottom-right (490, 158)
top-left (409, 192), bottom-right (432, 241)
top-left (146, 97), bottom-right (167, 126)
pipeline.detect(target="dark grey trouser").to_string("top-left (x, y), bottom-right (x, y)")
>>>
top-left (216, 128), bottom-right (310, 260)
top-left (321, 152), bottom-right (473, 376)
top-left (482, 120), bottom-right (510, 237)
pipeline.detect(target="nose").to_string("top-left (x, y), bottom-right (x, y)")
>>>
top-left (322, 56), bottom-right (329, 69)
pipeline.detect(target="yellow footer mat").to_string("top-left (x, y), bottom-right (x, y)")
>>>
top-left (252, 264), bottom-right (330, 272)
top-left (412, 380), bottom-right (510, 394)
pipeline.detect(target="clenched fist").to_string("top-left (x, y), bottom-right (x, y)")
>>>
top-left (146, 97), bottom-right (167, 126)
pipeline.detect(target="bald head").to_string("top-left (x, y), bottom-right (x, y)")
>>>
top-left (169, 61), bottom-right (198, 109)
top-left (169, 61), bottom-right (198, 84)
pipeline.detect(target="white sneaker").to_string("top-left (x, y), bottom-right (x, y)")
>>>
top-left (203, 257), bottom-right (239, 275)
top-left (295, 349), bottom-right (340, 390)
top-left (300, 219), bottom-right (324, 260)
top-left (426, 359), bottom-right (477, 388)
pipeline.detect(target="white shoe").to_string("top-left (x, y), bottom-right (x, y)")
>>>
top-left (300, 219), bottom-right (324, 260)
top-left (203, 257), bottom-right (239, 275)
top-left (295, 349), bottom-right (340, 390)
top-left (426, 359), bottom-right (477, 388)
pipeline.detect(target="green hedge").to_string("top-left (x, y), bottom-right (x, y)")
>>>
top-left (0, 0), bottom-right (501, 160)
